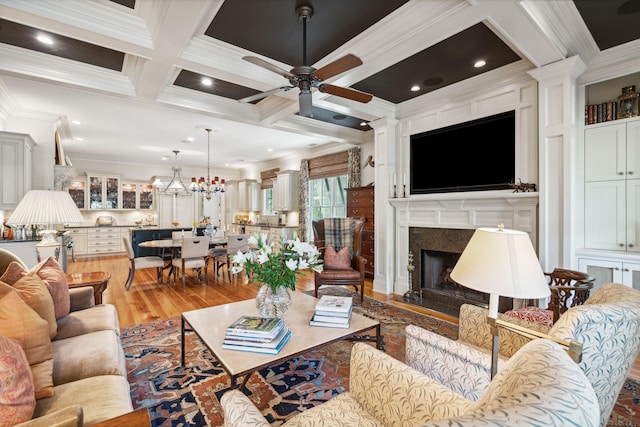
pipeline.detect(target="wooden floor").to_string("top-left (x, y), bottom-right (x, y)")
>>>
top-left (67, 255), bottom-right (640, 380)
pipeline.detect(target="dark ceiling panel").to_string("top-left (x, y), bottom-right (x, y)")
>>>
top-left (174, 69), bottom-right (263, 101)
top-left (206, 0), bottom-right (408, 66)
top-left (300, 107), bottom-right (372, 131)
top-left (0, 18), bottom-right (125, 71)
top-left (352, 23), bottom-right (522, 104)
top-left (109, 0), bottom-right (136, 9)
top-left (573, 0), bottom-right (640, 51)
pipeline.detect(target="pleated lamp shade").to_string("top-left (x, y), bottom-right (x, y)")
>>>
top-left (7, 190), bottom-right (85, 225)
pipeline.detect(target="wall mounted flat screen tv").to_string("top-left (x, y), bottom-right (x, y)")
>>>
top-left (410, 110), bottom-right (515, 194)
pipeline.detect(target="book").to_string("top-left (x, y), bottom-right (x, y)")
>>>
top-left (223, 327), bottom-right (291, 348)
top-left (312, 307), bottom-right (353, 324)
top-left (222, 328), bottom-right (291, 354)
top-left (309, 315), bottom-right (350, 328)
top-left (315, 295), bottom-right (353, 314)
top-left (226, 316), bottom-right (284, 338)
top-left (314, 305), bottom-right (353, 319)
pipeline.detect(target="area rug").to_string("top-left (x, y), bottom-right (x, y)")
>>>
top-left (122, 289), bottom-right (639, 426)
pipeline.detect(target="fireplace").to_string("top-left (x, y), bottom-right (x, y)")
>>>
top-left (407, 227), bottom-right (513, 317)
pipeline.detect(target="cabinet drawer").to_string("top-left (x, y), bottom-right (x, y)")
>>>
top-left (88, 227), bottom-right (119, 235)
top-left (88, 238), bottom-right (120, 247)
top-left (347, 208), bottom-right (373, 219)
top-left (66, 228), bottom-right (87, 236)
top-left (361, 242), bottom-right (374, 256)
top-left (347, 197), bottom-right (374, 208)
top-left (347, 189), bottom-right (374, 200)
top-left (87, 246), bottom-right (122, 254)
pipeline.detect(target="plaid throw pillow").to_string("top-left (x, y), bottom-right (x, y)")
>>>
top-left (324, 218), bottom-right (354, 258)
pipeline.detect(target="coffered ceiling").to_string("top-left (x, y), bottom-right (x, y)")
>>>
top-left (0, 0), bottom-right (638, 170)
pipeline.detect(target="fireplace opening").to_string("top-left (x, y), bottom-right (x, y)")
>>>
top-left (422, 250), bottom-right (488, 304)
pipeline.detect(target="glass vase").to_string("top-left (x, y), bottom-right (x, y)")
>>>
top-left (256, 285), bottom-right (291, 318)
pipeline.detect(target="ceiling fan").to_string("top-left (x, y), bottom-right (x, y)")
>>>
top-left (238, 0), bottom-right (373, 117)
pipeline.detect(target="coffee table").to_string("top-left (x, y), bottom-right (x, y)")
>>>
top-left (181, 292), bottom-right (380, 389)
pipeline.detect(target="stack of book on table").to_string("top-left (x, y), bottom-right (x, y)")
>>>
top-left (309, 295), bottom-right (353, 328)
top-left (222, 316), bottom-right (291, 354)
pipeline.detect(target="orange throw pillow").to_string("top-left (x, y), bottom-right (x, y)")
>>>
top-left (11, 275), bottom-right (57, 339)
top-left (29, 257), bottom-right (70, 319)
top-left (323, 246), bottom-right (351, 270)
top-left (0, 334), bottom-right (36, 426)
top-left (0, 282), bottom-right (54, 399)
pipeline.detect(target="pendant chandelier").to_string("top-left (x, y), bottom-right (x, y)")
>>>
top-left (190, 128), bottom-right (225, 200)
top-left (163, 150), bottom-right (190, 196)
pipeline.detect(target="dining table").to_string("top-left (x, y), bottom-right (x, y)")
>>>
top-left (138, 237), bottom-right (228, 283)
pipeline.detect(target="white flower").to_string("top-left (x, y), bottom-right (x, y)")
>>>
top-left (257, 251), bottom-right (269, 264)
top-left (285, 258), bottom-right (298, 271)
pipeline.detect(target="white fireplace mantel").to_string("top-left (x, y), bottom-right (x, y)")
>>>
top-left (387, 190), bottom-right (539, 296)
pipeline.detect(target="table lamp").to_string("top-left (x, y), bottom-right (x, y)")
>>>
top-left (7, 190), bottom-right (85, 262)
top-left (450, 224), bottom-right (582, 378)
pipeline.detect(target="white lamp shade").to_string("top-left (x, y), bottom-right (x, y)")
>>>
top-left (450, 227), bottom-right (550, 300)
top-left (7, 190), bottom-right (85, 225)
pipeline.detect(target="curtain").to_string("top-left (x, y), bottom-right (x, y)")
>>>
top-left (299, 159), bottom-right (310, 242)
top-left (347, 146), bottom-right (361, 188)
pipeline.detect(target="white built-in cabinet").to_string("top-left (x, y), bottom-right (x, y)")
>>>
top-left (121, 182), bottom-right (154, 210)
top-left (274, 170), bottom-right (300, 211)
top-left (578, 257), bottom-right (640, 291)
top-left (584, 118), bottom-right (640, 252)
top-left (238, 179), bottom-right (261, 211)
top-left (156, 193), bottom-right (196, 228)
top-left (87, 173), bottom-right (120, 210)
top-left (0, 132), bottom-right (33, 210)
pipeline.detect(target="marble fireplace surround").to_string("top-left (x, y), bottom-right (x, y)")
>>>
top-left (390, 191), bottom-right (539, 303)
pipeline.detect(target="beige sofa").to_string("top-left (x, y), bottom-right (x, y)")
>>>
top-left (0, 248), bottom-right (133, 426)
top-left (221, 339), bottom-right (600, 426)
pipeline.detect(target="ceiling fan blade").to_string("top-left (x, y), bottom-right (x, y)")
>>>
top-left (319, 84), bottom-right (373, 103)
top-left (314, 54), bottom-right (363, 81)
top-left (242, 56), bottom-right (296, 79)
top-left (238, 86), bottom-right (294, 103)
top-left (299, 91), bottom-right (313, 117)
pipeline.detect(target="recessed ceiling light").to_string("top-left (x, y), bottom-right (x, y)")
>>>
top-left (224, 163), bottom-right (229, 167)
top-left (36, 34), bottom-right (53, 45)
top-left (267, 148), bottom-right (273, 152)
top-left (410, 85), bottom-right (420, 92)
top-left (75, 137), bottom-right (84, 141)
top-left (71, 120), bottom-right (80, 125)
top-left (360, 121), bottom-right (367, 127)
top-left (201, 77), bottom-right (213, 86)
top-left (161, 156), bottom-right (169, 161)
top-left (187, 137), bottom-right (194, 141)
top-left (474, 59), bottom-right (487, 68)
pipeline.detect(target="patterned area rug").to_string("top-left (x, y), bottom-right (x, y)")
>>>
top-left (122, 288), bottom-right (639, 426)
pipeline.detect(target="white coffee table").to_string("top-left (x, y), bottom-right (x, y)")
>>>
top-left (181, 291), bottom-right (380, 389)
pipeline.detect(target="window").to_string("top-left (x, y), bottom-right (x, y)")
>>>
top-left (310, 175), bottom-right (347, 223)
top-left (263, 188), bottom-right (275, 215)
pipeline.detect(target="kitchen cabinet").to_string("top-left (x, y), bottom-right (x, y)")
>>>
top-left (156, 193), bottom-right (195, 228)
top-left (121, 182), bottom-right (154, 210)
top-left (274, 170), bottom-right (300, 211)
top-left (66, 228), bottom-right (87, 255)
top-left (238, 180), bottom-right (261, 211)
top-left (0, 132), bottom-right (33, 210)
top-left (87, 173), bottom-right (120, 210)
top-left (86, 227), bottom-right (123, 255)
top-left (584, 118), bottom-right (640, 252)
top-left (346, 186), bottom-right (374, 278)
top-left (578, 257), bottom-right (640, 291)
top-left (68, 179), bottom-right (86, 209)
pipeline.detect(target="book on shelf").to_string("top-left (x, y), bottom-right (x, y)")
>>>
top-left (223, 327), bottom-right (291, 349)
top-left (309, 315), bottom-right (350, 328)
top-left (226, 316), bottom-right (284, 339)
top-left (222, 328), bottom-right (292, 354)
top-left (315, 295), bottom-right (353, 314)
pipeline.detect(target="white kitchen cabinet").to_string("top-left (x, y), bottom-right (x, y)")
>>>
top-left (274, 170), bottom-right (300, 211)
top-left (87, 173), bottom-right (120, 210)
top-left (584, 118), bottom-right (640, 253)
top-left (578, 257), bottom-right (640, 291)
top-left (86, 227), bottom-right (122, 255)
top-left (157, 193), bottom-right (196, 228)
top-left (121, 182), bottom-right (154, 210)
top-left (238, 180), bottom-right (261, 211)
top-left (0, 132), bottom-right (33, 210)
top-left (66, 228), bottom-right (87, 255)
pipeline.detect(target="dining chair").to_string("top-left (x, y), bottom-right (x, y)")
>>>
top-left (211, 234), bottom-right (250, 280)
top-left (171, 236), bottom-right (209, 287)
top-left (123, 235), bottom-right (165, 290)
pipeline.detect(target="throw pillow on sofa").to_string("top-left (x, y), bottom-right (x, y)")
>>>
top-left (0, 333), bottom-right (36, 427)
top-left (29, 257), bottom-right (70, 319)
top-left (0, 261), bottom-right (27, 285)
top-left (0, 282), bottom-right (54, 399)
top-left (7, 275), bottom-right (57, 339)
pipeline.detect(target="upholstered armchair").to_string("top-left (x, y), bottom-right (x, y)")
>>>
top-left (405, 282), bottom-right (640, 427)
top-left (221, 339), bottom-right (599, 426)
top-left (312, 218), bottom-right (366, 302)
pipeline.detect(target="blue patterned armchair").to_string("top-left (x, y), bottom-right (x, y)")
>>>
top-left (221, 339), bottom-right (599, 426)
top-left (406, 282), bottom-right (640, 427)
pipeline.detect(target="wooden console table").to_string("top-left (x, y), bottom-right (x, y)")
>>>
top-left (66, 271), bottom-right (110, 305)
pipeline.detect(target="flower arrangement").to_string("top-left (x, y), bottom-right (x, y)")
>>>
top-left (231, 233), bottom-right (323, 292)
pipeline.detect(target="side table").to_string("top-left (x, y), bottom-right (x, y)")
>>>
top-left (91, 408), bottom-right (150, 426)
top-left (66, 271), bottom-right (111, 305)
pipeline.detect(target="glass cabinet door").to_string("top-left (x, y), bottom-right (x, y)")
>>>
top-left (122, 183), bottom-right (137, 209)
top-left (139, 184), bottom-right (154, 209)
top-left (68, 180), bottom-right (86, 209)
top-left (105, 177), bottom-right (119, 209)
top-left (89, 176), bottom-right (104, 209)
